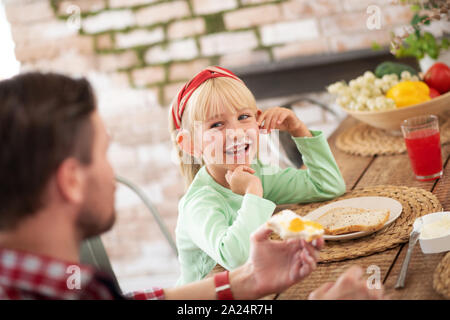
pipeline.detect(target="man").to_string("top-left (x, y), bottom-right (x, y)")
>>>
top-left (0, 72), bottom-right (383, 300)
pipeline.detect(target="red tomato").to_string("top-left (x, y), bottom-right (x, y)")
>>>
top-left (429, 87), bottom-right (440, 98)
top-left (424, 63), bottom-right (450, 94)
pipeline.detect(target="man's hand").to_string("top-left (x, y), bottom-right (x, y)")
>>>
top-left (165, 226), bottom-right (324, 300)
top-left (231, 226), bottom-right (324, 299)
top-left (225, 165), bottom-right (263, 197)
top-left (308, 265), bottom-right (385, 300)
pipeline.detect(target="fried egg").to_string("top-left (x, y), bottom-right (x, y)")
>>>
top-left (267, 209), bottom-right (324, 241)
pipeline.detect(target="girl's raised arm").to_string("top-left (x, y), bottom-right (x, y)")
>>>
top-left (259, 130), bottom-right (346, 205)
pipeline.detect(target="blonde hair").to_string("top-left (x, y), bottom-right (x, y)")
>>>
top-left (169, 76), bottom-right (258, 189)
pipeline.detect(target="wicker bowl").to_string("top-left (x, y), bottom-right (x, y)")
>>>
top-left (340, 91), bottom-right (450, 131)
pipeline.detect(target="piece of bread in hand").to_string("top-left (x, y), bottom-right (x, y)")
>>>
top-left (315, 207), bottom-right (390, 235)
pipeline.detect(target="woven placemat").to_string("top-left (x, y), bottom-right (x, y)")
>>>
top-left (271, 185), bottom-right (442, 263)
top-left (433, 252), bottom-right (450, 299)
top-left (336, 119), bottom-right (450, 156)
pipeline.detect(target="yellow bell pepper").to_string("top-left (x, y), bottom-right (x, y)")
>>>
top-left (386, 81), bottom-right (431, 108)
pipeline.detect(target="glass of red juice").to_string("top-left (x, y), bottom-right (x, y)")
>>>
top-left (401, 115), bottom-right (443, 181)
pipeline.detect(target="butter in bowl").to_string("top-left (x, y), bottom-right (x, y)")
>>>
top-left (413, 212), bottom-right (450, 254)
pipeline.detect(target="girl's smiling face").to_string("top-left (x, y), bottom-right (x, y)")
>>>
top-left (198, 106), bottom-right (260, 171)
top-left (173, 76), bottom-right (261, 184)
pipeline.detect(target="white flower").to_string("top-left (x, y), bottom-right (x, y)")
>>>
top-left (357, 95), bottom-right (368, 104)
top-left (337, 96), bottom-right (350, 106)
top-left (382, 74), bottom-right (392, 82)
top-left (363, 71), bottom-right (376, 81)
top-left (381, 83), bottom-right (391, 92)
top-left (386, 98), bottom-right (396, 109)
top-left (366, 98), bottom-right (376, 110)
top-left (401, 71), bottom-right (411, 80)
top-left (355, 76), bottom-right (366, 86)
top-left (327, 81), bottom-right (346, 94)
top-left (349, 79), bottom-right (358, 88)
top-left (388, 74), bottom-right (399, 81)
top-left (371, 87), bottom-right (382, 96)
top-left (375, 96), bottom-right (387, 109)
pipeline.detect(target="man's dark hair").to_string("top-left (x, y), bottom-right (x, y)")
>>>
top-left (0, 72), bottom-right (96, 230)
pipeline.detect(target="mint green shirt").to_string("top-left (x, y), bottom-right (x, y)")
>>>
top-left (175, 131), bottom-right (345, 285)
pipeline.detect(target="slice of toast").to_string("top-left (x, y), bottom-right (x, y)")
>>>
top-left (315, 207), bottom-right (390, 235)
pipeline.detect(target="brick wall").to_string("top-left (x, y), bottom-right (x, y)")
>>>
top-left (6, 0), bottom-right (413, 105)
top-left (3, 0), bottom-right (413, 291)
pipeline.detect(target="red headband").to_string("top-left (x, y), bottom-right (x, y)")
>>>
top-left (171, 66), bottom-right (242, 130)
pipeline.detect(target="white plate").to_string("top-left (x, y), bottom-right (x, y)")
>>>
top-left (304, 197), bottom-right (403, 241)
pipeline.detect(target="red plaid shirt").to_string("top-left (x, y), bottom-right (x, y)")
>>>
top-left (0, 248), bottom-right (165, 300)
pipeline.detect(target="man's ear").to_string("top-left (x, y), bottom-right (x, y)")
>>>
top-left (55, 158), bottom-right (86, 205)
top-left (176, 129), bottom-right (196, 157)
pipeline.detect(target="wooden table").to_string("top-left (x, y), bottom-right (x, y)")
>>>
top-left (274, 117), bottom-right (449, 300)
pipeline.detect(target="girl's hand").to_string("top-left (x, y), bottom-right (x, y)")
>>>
top-left (225, 165), bottom-right (263, 197)
top-left (257, 107), bottom-right (312, 137)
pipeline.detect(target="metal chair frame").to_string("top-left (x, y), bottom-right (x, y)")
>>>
top-left (115, 175), bottom-right (178, 257)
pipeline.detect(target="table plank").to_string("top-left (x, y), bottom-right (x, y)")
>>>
top-left (382, 144), bottom-right (450, 299)
top-left (355, 144), bottom-right (450, 189)
top-left (383, 246), bottom-right (446, 299)
top-left (276, 248), bottom-right (398, 300)
top-left (432, 144), bottom-right (450, 210)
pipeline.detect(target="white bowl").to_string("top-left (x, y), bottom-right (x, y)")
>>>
top-left (413, 211), bottom-right (450, 254)
top-left (340, 91), bottom-right (450, 131)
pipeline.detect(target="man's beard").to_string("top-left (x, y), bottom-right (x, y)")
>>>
top-left (77, 206), bottom-right (116, 240)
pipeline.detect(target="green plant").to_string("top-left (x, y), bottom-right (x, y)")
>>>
top-left (388, 1), bottom-right (449, 60)
top-left (392, 12), bottom-right (449, 60)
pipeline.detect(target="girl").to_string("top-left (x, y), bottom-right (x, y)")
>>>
top-left (169, 66), bottom-right (345, 285)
